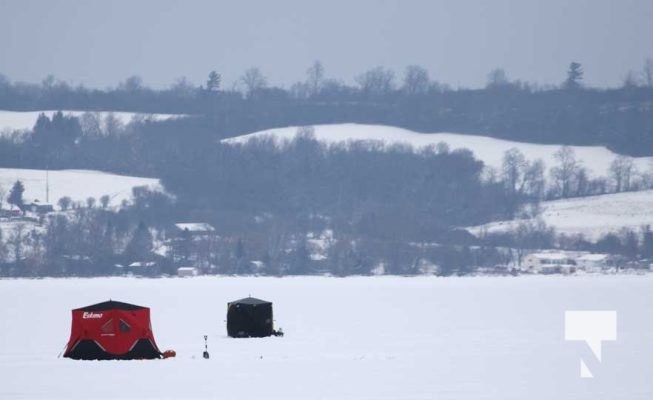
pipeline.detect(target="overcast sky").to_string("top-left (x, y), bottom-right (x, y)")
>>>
top-left (1, 0), bottom-right (652, 90)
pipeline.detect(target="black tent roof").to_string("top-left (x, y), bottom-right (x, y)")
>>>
top-left (74, 300), bottom-right (146, 311)
top-left (229, 297), bottom-right (271, 306)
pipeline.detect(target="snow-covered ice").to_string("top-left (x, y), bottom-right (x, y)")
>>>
top-left (223, 124), bottom-right (653, 178)
top-left (0, 275), bottom-right (651, 399)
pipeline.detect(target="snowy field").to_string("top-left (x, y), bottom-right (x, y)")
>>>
top-left (0, 275), bottom-right (651, 400)
top-left (0, 167), bottom-right (162, 207)
top-left (0, 110), bottom-right (183, 135)
top-left (224, 124), bottom-right (653, 178)
top-left (468, 189), bottom-right (653, 240)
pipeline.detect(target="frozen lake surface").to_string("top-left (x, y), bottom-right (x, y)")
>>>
top-left (0, 275), bottom-right (651, 399)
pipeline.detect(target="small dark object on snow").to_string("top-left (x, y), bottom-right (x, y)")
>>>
top-left (203, 335), bottom-right (210, 359)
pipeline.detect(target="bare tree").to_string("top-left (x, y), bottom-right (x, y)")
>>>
top-left (435, 141), bottom-right (450, 154)
top-left (240, 67), bottom-right (267, 97)
top-left (289, 82), bottom-right (310, 100)
top-left (643, 58), bottom-right (653, 88)
top-left (103, 113), bottom-right (124, 137)
top-left (402, 65), bottom-right (430, 95)
top-left (355, 66), bottom-right (395, 96)
top-left (486, 68), bottom-right (509, 88)
top-left (574, 166), bottom-right (589, 197)
top-left (481, 166), bottom-right (498, 184)
top-left (79, 112), bottom-right (102, 138)
top-left (41, 74), bottom-right (55, 92)
top-left (296, 125), bottom-right (316, 140)
top-left (86, 197), bottom-right (96, 209)
top-left (512, 219), bottom-right (554, 267)
top-left (306, 60), bottom-right (325, 97)
top-left (550, 146), bottom-right (582, 198)
top-left (118, 75), bottom-right (143, 93)
top-left (610, 155), bottom-right (635, 192)
top-left (501, 148), bottom-right (545, 199)
top-left (523, 159), bottom-right (546, 199)
top-left (58, 196), bottom-right (72, 211)
top-left (8, 223), bottom-right (27, 264)
top-left (170, 76), bottom-right (196, 98)
top-left (501, 148), bottom-right (527, 196)
top-left (100, 195), bottom-right (111, 209)
top-left (622, 70), bottom-right (640, 88)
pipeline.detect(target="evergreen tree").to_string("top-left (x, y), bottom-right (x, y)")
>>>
top-left (206, 71), bottom-right (221, 92)
top-left (564, 62), bottom-right (583, 89)
top-left (123, 221), bottom-right (153, 261)
top-left (7, 180), bottom-right (25, 211)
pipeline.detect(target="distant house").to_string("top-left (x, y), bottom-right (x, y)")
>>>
top-left (171, 222), bottom-right (218, 273)
top-left (575, 253), bottom-right (615, 272)
top-left (523, 252), bottom-right (577, 274)
top-left (27, 200), bottom-right (54, 214)
top-left (115, 261), bottom-right (159, 276)
top-left (177, 266), bottom-right (199, 277)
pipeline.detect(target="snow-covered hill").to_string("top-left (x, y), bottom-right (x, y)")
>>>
top-left (0, 168), bottom-right (162, 208)
top-left (0, 275), bottom-right (651, 400)
top-left (223, 124), bottom-right (653, 178)
top-left (0, 110), bottom-right (183, 135)
top-left (468, 189), bottom-right (653, 240)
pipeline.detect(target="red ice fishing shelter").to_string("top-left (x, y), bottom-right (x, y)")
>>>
top-left (63, 300), bottom-right (163, 360)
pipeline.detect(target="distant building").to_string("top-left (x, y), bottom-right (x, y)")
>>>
top-left (523, 252), bottom-right (577, 274)
top-left (27, 200), bottom-right (54, 214)
top-left (170, 222), bottom-right (219, 274)
top-left (575, 253), bottom-right (616, 272)
top-left (125, 261), bottom-right (158, 276)
top-left (177, 266), bottom-right (199, 277)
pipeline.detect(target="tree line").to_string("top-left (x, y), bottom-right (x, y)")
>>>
top-left (0, 124), bottom-right (517, 276)
top-left (1, 60), bottom-right (653, 156)
top-left (1, 59), bottom-right (652, 276)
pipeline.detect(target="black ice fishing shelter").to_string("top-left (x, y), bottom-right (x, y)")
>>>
top-left (227, 297), bottom-right (273, 338)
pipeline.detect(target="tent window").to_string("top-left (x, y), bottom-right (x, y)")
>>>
top-left (101, 319), bottom-right (114, 334)
top-left (119, 319), bottom-right (131, 332)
